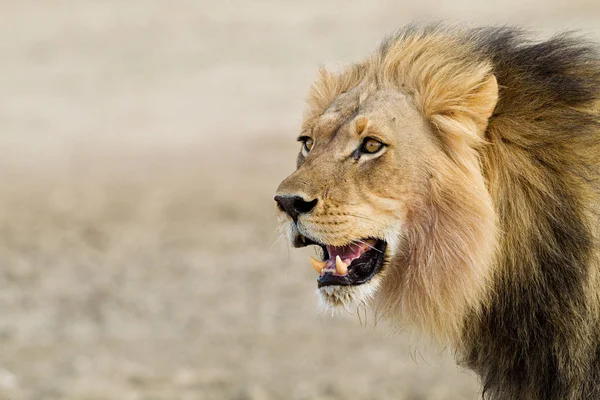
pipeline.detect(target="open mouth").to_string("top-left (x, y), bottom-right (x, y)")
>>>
top-left (294, 235), bottom-right (388, 288)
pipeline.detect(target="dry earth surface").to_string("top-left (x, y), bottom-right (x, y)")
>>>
top-left (0, 1), bottom-right (599, 399)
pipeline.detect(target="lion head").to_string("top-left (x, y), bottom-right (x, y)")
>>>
top-left (275, 25), bottom-right (600, 398)
top-left (275, 28), bottom-right (500, 343)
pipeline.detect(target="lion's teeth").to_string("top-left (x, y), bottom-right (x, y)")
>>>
top-left (309, 256), bottom-right (326, 274)
top-left (335, 255), bottom-right (348, 275)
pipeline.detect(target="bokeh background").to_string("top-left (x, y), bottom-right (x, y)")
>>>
top-left (1, 1), bottom-right (599, 399)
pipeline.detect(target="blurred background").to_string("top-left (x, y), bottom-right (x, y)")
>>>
top-left (0, 1), bottom-right (598, 399)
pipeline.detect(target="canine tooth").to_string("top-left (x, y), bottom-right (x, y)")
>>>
top-left (309, 256), bottom-right (326, 273)
top-left (335, 255), bottom-right (348, 275)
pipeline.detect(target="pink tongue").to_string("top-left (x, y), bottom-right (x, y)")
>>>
top-left (324, 241), bottom-right (373, 268)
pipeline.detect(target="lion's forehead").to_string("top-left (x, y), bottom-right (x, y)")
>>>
top-left (310, 89), bottom-right (427, 142)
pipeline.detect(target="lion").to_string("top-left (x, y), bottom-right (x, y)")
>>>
top-left (274, 25), bottom-right (600, 399)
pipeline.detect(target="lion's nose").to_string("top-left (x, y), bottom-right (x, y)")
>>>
top-left (274, 195), bottom-right (318, 221)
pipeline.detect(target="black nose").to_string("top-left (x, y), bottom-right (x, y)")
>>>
top-left (274, 195), bottom-right (318, 221)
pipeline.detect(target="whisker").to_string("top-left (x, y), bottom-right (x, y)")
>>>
top-left (270, 233), bottom-right (285, 249)
top-left (354, 238), bottom-right (384, 254)
top-left (374, 306), bottom-right (389, 327)
top-left (347, 213), bottom-right (387, 226)
top-left (286, 238), bottom-right (290, 261)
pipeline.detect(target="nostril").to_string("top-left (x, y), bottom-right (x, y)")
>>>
top-left (274, 195), bottom-right (317, 219)
top-left (274, 196), bottom-right (286, 213)
top-left (294, 197), bottom-right (318, 214)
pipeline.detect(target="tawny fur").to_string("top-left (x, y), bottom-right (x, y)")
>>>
top-left (276, 25), bottom-right (600, 399)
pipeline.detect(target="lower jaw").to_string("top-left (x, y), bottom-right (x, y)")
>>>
top-left (317, 272), bottom-right (386, 309)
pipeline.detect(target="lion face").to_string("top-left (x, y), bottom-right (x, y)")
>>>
top-left (275, 30), bottom-right (501, 342)
top-left (275, 88), bottom-right (442, 308)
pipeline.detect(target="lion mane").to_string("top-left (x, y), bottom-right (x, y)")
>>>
top-left (305, 26), bottom-right (600, 399)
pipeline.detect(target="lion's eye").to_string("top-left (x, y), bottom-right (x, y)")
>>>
top-left (361, 138), bottom-right (384, 154)
top-left (304, 138), bottom-right (314, 151)
top-left (299, 137), bottom-right (314, 155)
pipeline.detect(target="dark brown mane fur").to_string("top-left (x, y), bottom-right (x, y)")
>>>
top-left (363, 26), bottom-right (600, 398)
top-left (454, 27), bottom-right (600, 399)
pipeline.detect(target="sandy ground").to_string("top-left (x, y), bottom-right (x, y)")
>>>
top-left (0, 1), bottom-right (599, 399)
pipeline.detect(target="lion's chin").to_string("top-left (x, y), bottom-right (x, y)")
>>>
top-left (317, 272), bottom-right (385, 310)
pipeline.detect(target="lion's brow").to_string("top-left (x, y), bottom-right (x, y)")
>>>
top-left (314, 107), bottom-right (363, 141)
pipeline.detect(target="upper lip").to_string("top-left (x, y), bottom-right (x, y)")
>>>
top-left (292, 233), bottom-right (320, 248)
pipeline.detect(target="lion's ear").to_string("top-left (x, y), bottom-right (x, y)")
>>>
top-left (427, 73), bottom-right (499, 151)
top-left (468, 74), bottom-right (498, 131)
